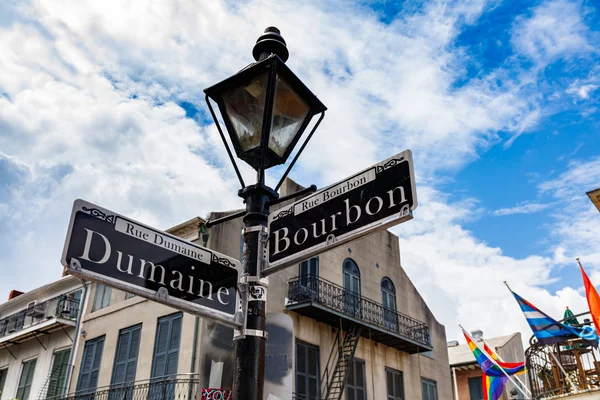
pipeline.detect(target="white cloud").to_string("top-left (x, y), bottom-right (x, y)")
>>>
top-left (0, 0), bottom-right (598, 349)
top-left (492, 202), bottom-right (552, 216)
top-left (511, 0), bottom-right (592, 65)
top-left (567, 82), bottom-right (598, 99)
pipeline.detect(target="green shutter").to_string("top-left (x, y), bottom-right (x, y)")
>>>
top-left (16, 359), bottom-right (37, 400)
top-left (151, 314), bottom-right (182, 378)
top-left (77, 337), bottom-right (105, 392)
top-left (46, 349), bottom-right (71, 399)
top-left (111, 325), bottom-right (141, 386)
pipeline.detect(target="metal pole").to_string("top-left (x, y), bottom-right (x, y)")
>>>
top-left (233, 184), bottom-right (277, 400)
top-left (452, 367), bottom-right (459, 400)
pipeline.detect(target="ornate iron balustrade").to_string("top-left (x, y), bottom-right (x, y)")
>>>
top-left (525, 310), bottom-right (600, 399)
top-left (287, 275), bottom-right (431, 348)
top-left (53, 375), bottom-right (221, 400)
top-left (0, 294), bottom-right (80, 338)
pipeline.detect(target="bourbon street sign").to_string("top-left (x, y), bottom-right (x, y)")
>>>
top-left (61, 200), bottom-right (241, 328)
top-left (264, 150), bottom-right (417, 276)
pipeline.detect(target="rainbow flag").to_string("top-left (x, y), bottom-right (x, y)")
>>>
top-left (482, 374), bottom-right (508, 400)
top-left (463, 332), bottom-right (526, 377)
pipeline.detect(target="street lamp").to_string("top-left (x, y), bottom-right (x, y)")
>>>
top-left (204, 27), bottom-right (326, 400)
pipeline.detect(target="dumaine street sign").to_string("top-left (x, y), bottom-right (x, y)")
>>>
top-left (264, 149), bottom-right (417, 276)
top-left (61, 200), bottom-right (241, 328)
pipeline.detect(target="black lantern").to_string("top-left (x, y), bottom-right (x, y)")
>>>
top-left (204, 27), bottom-right (326, 172)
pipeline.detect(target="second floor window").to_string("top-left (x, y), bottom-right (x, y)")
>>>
top-left (112, 324), bottom-right (142, 389)
top-left (16, 358), bottom-right (37, 400)
top-left (422, 378), bottom-right (438, 400)
top-left (92, 284), bottom-right (112, 312)
top-left (77, 336), bottom-right (105, 393)
top-left (468, 376), bottom-right (483, 400)
top-left (299, 257), bottom-right (319, 286)
top-left (296, 340), bottom-right (320, 400)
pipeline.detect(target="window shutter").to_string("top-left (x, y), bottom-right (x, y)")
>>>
top-left (17, 359), bottom-right (37, 400)
top-left (152, 313), bottom-right (182, 378)
top-left (46, 349), bottom-right (71, 399)
top-left (112, 325), bottom-right (141, 387)
top-left (77, 337), bottom-right (105, 393)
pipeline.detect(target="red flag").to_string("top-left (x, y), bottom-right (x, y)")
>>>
top-left (579, 259), bottom-right (600, 333)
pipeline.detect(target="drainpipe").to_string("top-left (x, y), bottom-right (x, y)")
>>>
top-left (62, 279), bottom-right (88, 395)
top-left (452, 367), bottom-right (459, 400)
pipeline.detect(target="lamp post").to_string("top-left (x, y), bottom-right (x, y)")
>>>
top-left (204, 27), bottom-right (326, 399)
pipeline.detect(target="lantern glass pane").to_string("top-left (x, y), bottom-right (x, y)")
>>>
top-left (222, 72), bottom-right (269, 152)
top-left (269, 75), bottom-right (310, 157)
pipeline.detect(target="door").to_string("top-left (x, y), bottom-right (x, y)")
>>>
top-left (299, 257), bottom-right (319, 298)
top-left (343, 259), bottom-right (361, 318)
top-left (46, 349), bottom-right (71, 399)
top-left (346, 359), bottom-right (366, 400)
top-left (77, 336), bottom-right (105, 394)
top-left (110, 324), bottom-right (141, 400)
top-left (149, 313), bottom-right (182, 400)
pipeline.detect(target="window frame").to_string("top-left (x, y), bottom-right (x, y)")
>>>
top-left (111, 324), bottom-right (142, 388)
top-left (46, 348), bottom-right (71, 399)
top-left (295, 340), bottom-right (320, 400)
top-left (0, 366), bottom-right (8, 398)
top-left (346, 358), bottom-right (367, 400)
top-left (421, 378), bottom-right (438, 400)
top-left (385, 367), bottom-right (404, 400)
top-left (150, 313), bottom-right (183, 379)
top-left (468, 376), bottom-right (484, 400)
top-left (16, 357), bottom-right (37, 400)
top-left (76, 335), bottom-right (106, 393)
top-left (92, 284), bottom-right (112, 312)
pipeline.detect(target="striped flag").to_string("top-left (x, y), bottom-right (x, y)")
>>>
top-left (509, 289), bottom-right (599, 347)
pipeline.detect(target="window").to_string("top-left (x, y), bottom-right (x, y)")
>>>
top-left (343, 259), bottom-right (361, 317)
top-left (386, 368), bottom-right (404, 400)
top-left (16, 358), bottom-right (37, 400)
top-left (151, 313), bottom-right (182, 378)
top-left (0, 367), bottom-right (8, 398)
top-left (421, 378), bottom-right (437, 400)
top-left (111, 324), bottom-right (142, 387)
top-left (346, 359), bottom-right (366, 400)
top-left (299, 257), bottom-right (319, 293)
top-left (77, 336), bottom-right (105, 393)
top-left (468, 376), bottom-right (483, 400)
top-left (149, 314), bottom-right (182, 400)
top-left (299, 257), bottom-right (319, 281)
top-left (46, 349), bottom-right (71, 399)
top-left (124, 292), bottom-right (136, 300)
top-left (295, 341), bottom-right (319, 400)
top-left (92, 284), bottom-right (112, 312)
top-left (381, 278), bottom-right (397, 331)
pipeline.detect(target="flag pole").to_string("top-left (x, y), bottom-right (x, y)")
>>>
top-left (460, 326), bottom-right (531, 399)
top-left (481, 338), bottom-right (532, 396)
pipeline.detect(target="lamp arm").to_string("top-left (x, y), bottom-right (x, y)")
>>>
top-left (274, 111), bottom-right (325, 192)
top-left (205, 94), bottom-right (246, 189)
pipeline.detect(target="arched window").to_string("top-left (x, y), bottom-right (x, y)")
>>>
top-left (381, 277), bottom-right (398, 331)
top-left (381, 278), bottom-right (396, 311)
top-left (343, 259), bottom-right (361, 295)
top-left (343, 259), bottom-right (361, 317)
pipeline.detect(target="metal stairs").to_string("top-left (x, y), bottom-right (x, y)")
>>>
top-left (321, 325), bottom-right (362, 400)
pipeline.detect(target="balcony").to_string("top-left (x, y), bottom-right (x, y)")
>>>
top-left (55, 375), bottom-right (223, 400)
top-left (286, 275), bottom-right (432, 354)
top-left (0, 294), bottom-right (80, 345)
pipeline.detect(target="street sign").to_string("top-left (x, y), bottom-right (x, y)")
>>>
top-left (61, 199), bottom-right (241, 328)
top-left (264, 149), bottom-right (417, 275)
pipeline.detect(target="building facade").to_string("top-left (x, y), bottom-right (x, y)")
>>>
top-left (0, 276), bottom-right (85, 400)
top-left (447, 331), bottom-right (528, 400)
top-left (1, 178), bottom-right (451, 400)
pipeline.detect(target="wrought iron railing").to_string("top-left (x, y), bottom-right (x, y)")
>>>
top-left (526, 311), bottom-right (600, 399)
top-left (52, 375), bottom-right (229, 400)
top-left (287, 275), bottom-right (431, 348)
top-left (0, 294), bottom-right (80, 338)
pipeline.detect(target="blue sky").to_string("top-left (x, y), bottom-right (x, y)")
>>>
top-left (0, 0), bottom-right (599, 343)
